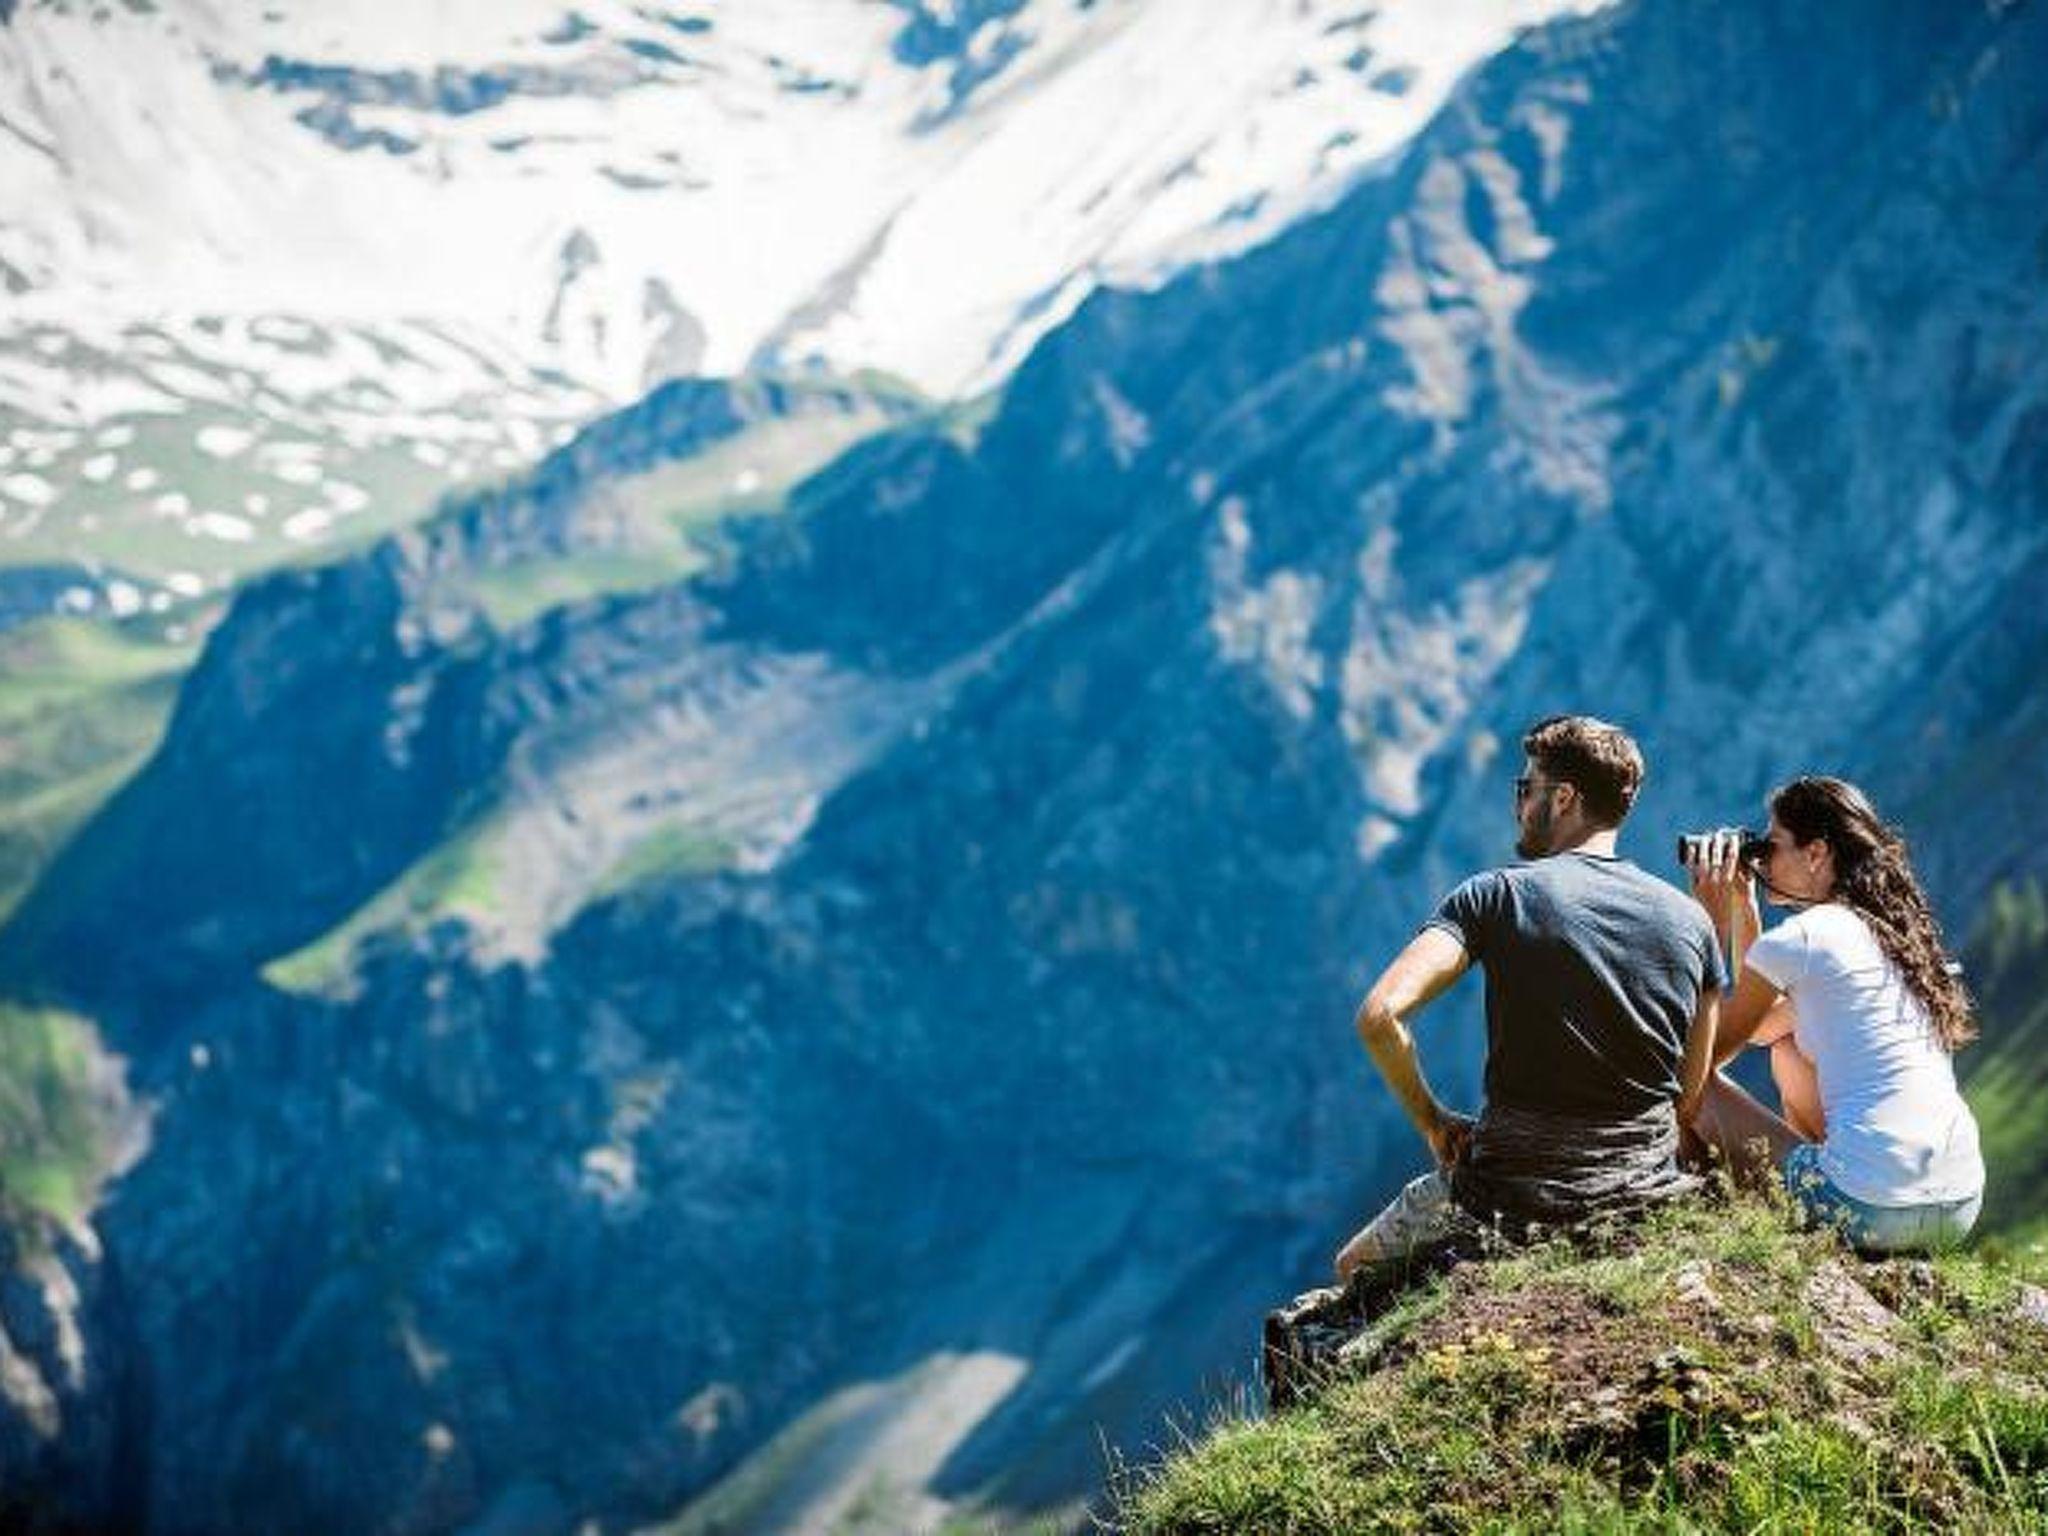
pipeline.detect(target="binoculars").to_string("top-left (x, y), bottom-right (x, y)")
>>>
top-left (1675, 829), bottom-right (1771, 868)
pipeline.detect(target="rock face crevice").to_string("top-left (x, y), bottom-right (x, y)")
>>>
top-left (3, 0), bottom-right (2047, 1529)
top-left (0, 1218), bottom-right (146, 1535)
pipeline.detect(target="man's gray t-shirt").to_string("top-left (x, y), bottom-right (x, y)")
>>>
top-left (1425, 851), bottom-right (1721, 1225)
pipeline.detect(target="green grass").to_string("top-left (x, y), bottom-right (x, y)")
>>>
top-left (0, 580), bottom-right (218, 1258)
top-left (463, 405), bottom-right (898, 632)
top-left (1112, 1193), bottom-right (2048, 1535)
top-left (592, 822), bottom-right (737, 902)
top-left (264, 810), bottom-right (742, 997)
top-left (0, 613), bottom-right (199, 923)
top-left (261, 809), bottom-right (509, 997)
top-left (0, 611), bottom-right (187, 708)
top-left (1961, 878), bottom-right (2048, 1238)
top-left (470, 546), bottom-right (707, 631)
top-left (0, 1001), bottom-right (127, 1233)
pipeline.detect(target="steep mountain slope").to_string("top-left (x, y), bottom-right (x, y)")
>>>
top-left (1, 372), bottom-right (918, 998)
top-left (2, 0), bottom-right (2045, 1530)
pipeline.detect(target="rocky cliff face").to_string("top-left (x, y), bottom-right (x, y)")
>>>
top-left (0, 1217), bottom-right (144, 1535)
top-left (2, 0), bottom-right (2045, 1530)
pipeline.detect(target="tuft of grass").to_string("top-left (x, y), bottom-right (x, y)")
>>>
top-left (1113, 1193), bottom-right (2048, 1535)
top-left (1111, 1399), bottom-right (1397, 1533)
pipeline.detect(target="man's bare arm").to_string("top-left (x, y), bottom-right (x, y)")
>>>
top-left (1676, 985), bottom-right (1719, 1125)
top-left (1354, 926), bottom-right (1472, 1165)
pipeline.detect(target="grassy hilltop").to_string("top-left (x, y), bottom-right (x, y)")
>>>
top-left (1114, 1193), bottom-right (2048, 1534)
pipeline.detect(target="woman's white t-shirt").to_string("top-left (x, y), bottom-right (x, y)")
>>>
top-left (1745, 903), bottom-right (1984, 1206)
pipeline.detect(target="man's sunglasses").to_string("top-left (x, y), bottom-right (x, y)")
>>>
top-left (1514, 775), bottom-right (1556, 802)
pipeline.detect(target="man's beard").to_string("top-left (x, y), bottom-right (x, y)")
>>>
top-left (1515, 803), bottom-right (1552, 860)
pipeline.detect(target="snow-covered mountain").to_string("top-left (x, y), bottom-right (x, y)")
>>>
top-left (0, 0), bottom-right (1599, 605)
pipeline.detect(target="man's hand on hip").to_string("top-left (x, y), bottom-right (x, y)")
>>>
top-left (1426, 1109), bottom-right (1476, 1170)
top-left (1355, 926), bottom-right (1472, 1162)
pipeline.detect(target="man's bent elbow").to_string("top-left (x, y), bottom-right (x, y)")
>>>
top-left (1354, 995), bottom-right (1404, 1048)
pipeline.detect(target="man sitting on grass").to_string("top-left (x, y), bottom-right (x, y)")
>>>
top-left (1268, 716), bottom-right (1720, 1409)
top-left (1337, 713), bottom-right (1720, 1278)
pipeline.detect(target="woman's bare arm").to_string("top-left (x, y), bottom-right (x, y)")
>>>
top-left (1711, 965), bottom-right (1784, 1069)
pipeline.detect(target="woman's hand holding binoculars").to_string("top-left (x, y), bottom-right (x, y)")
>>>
top-left (1680, 830), bottom-right (1763, 958)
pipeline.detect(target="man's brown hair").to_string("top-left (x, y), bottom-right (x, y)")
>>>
top-left (1522, 714), bottom-right (1644, 827)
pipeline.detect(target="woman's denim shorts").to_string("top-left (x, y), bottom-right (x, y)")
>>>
top-left (1782, 1142), bottom-right (1981, 1253)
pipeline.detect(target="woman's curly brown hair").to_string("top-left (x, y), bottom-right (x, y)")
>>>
top-left (1771, 776), bottom-right (1975, 1051)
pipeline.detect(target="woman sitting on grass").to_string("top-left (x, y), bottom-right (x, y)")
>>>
top-left (1684, 776), bottom-right (1984, 1252)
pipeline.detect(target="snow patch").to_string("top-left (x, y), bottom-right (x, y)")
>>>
top-left (196, 424), bottom-right (257, 458)
top-left (323, 479), bottom-right (370, 513)
top-left (0, 474), bottom-right (55, 507)
top-left (190, 511), bottom-right (256, 541)
top-left (270, 458), bottom-right (324, 486)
